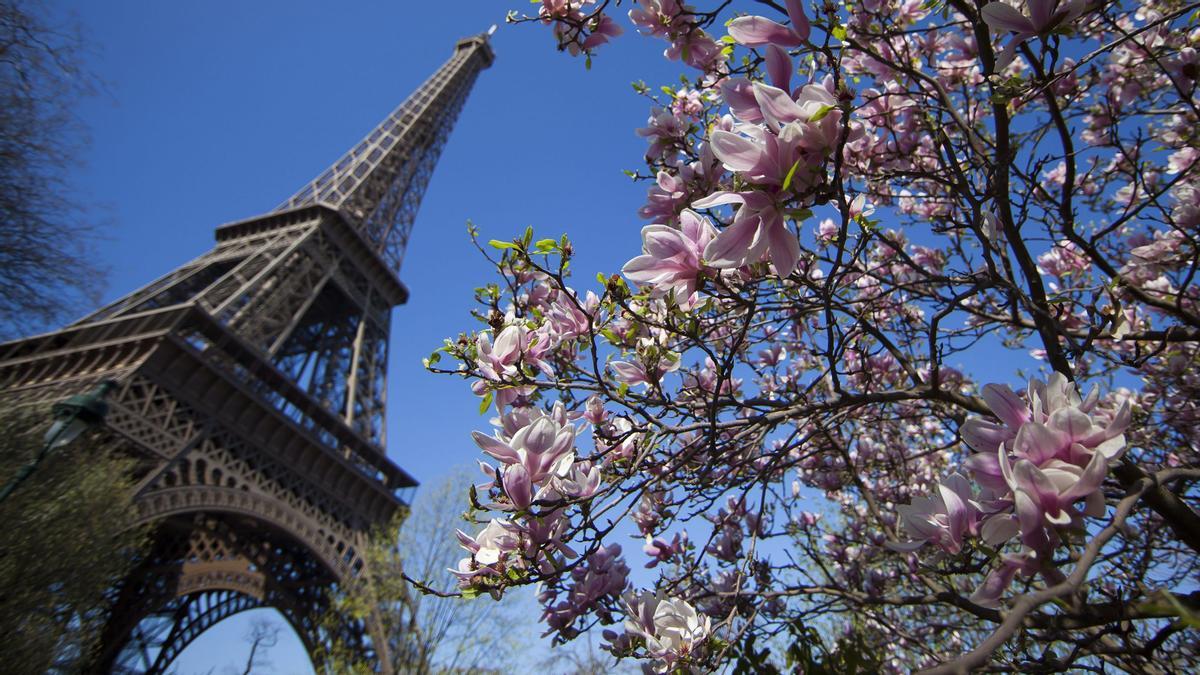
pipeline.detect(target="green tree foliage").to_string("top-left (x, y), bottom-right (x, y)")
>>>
top-left (0, 411), bottom-right (148, 674)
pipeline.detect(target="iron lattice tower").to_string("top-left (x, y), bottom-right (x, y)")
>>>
top-left (0, 32), bottom-right (493, 673)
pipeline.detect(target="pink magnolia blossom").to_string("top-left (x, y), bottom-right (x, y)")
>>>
top-left (583, 394), bottom-right (608, 425)
top-left (611, 341), bottom-right (681, 389)
top-left (1036, 240), bottom-right (1090, 277)
top-left (639, 168), bottom-right (692, 223)
top-left (720, 78), bottom-right (765, 124)
top-left (980, 0), bottom-right (1089, 68)
top-left (618, 591), bottom-right (711, 671)
top-left (1166, 147), bottom-right (1199, 175)
top-left (475, 323), bottom-right (554, 381)
top-left (622, 209), bottom-right (717, 306)
top-left (643, 531), bottom-right (688, 568)
top-left (664, 28), bottom-right (725, 71)
top-left (727, 0), bottom-right (810, 48)
top-left (969, 548), bottom-right (1042, 608)
top-left (542, 543), bottom-right (630, 635)
top-left (765, 44), bottom-right (792, 91)
top-left (540, 0), bottom-right (622, 55)
top-left (453, 518), bottom-right (522, 583)
top-left (545, 289), bottom-right (598, 343)
top-left (502, 463), bottom-right (534, 510)
top-left (472, 402), bottom-right (579, 487)
top-left (628, 0), bottom-right (682, 39)
top-left (694, 190), bottom-right (800, 276)
top-left (694, 80), bottom-right (851, 277)
top-left (999, 440), bottom-right (1109, 548)
top-left (580, 14), bottom-right (623, 50)
top-left (962, 376), bottom-right (1130, 548)
top-left (1172, 182), bottom-right (1200, 229)
top-left (670, 88), bottom-right (706, 118)
top-left (889, 375), bottom-right (1131, 607)
top-left (1166, 47), bottom-right (1200, 88)
top-left (887, 473), bottom-right (980, 554)
top-left (559, 460), bottom-right (602, 498)
top-left (475, 325), bottom-right (523, 381)
top-left (637, 107), bottom-right (691, 160)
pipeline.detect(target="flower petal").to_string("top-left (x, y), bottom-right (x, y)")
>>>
top-left (692, 190), bottom-right (746, 210)
top-left (981, 383), bottom-right (1030, 428)
top-left (981, 2), bottom-right (1035, 34)
top-left (763, 211), bottom-right (800, 277)
top-left (784, 0), bottom-right (811, 41)
top-left (752, 81), bottom-right (805, 131)
top-left (704, 212), bottom-right (762, 268)
top-left (727, 16), bottom-right (803, 48)
top-left (981, 514), bottom-right (1019, 546)
top-left (765, 44), bottom-right (792, 91)
top-left (710, 130), bottom-right (763, 172)
top-left (720, 77), bottom-right (764, 123)
top-left (472, 431), bottom-right (521, 464)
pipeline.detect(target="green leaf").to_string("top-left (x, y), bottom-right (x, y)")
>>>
top-left (422, 350), bottom-right (441, 368)
top-left (809, 104), bottom-right (835, 122)
top-left (522, 225), bottom-right (534, 247)
top-left (660, 85), bottom-right (675, 97)
top-left (535, 238), bottom-right (557, 252)
top-left (489, 239), bottom-right (516, 250)
top-left (460, 587), bottom-right (480, 599)
top-left (832, 25), bottom-right (847, 41)
top-left (479, 391), bottom-right (493, 414)
top-left (781, 159), bottom-right (803, 192)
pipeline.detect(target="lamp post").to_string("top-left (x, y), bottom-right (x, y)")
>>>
top-left (0, 379), bottom-right (118, 505)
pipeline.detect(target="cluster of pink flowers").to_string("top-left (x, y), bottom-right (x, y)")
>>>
top-left (454, 402), bottom-right (599, 586)
top-left (891, 374), bottom-right (1131, 607)
top-left (628, 0), bottom-right (725, 71)
top-left (541, 543), bottom-right (631, 635)
top-left (604, 591), bottom-right (712, 672)
top-left (539, 0), bottom-right (623, 55)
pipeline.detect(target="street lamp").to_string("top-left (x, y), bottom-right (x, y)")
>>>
top-left (0, 379), bottom-right (118, 504)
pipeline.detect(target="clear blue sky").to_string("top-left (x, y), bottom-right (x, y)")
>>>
top-left (48, 0), bottom-right (686, 671)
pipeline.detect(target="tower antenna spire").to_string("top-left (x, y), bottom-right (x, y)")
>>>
top-left (278, 34), bottom-right (494, 273)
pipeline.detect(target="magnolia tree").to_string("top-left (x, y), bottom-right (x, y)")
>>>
top-left (425, 0), bottom-right (1200, 671)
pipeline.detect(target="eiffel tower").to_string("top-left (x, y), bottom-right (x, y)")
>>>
top-left (0, 29), bottom-right (494, 674)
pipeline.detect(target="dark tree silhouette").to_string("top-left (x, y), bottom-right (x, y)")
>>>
top-left (0, 0), bottom-right (105, 338)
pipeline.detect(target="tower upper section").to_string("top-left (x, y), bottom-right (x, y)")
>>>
top-left (276, 30), bottom-right (495, 274)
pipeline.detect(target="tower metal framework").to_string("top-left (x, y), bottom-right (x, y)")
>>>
top-left (0, 31), bottom-right (493, 673)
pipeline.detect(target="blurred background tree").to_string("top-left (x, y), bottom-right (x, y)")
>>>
top-left (0, 0), bottom-right (106, 338)
top-left (324, 466), bottom-right (539, 674)
top-left (0, 410), bottom-right (148, 674)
